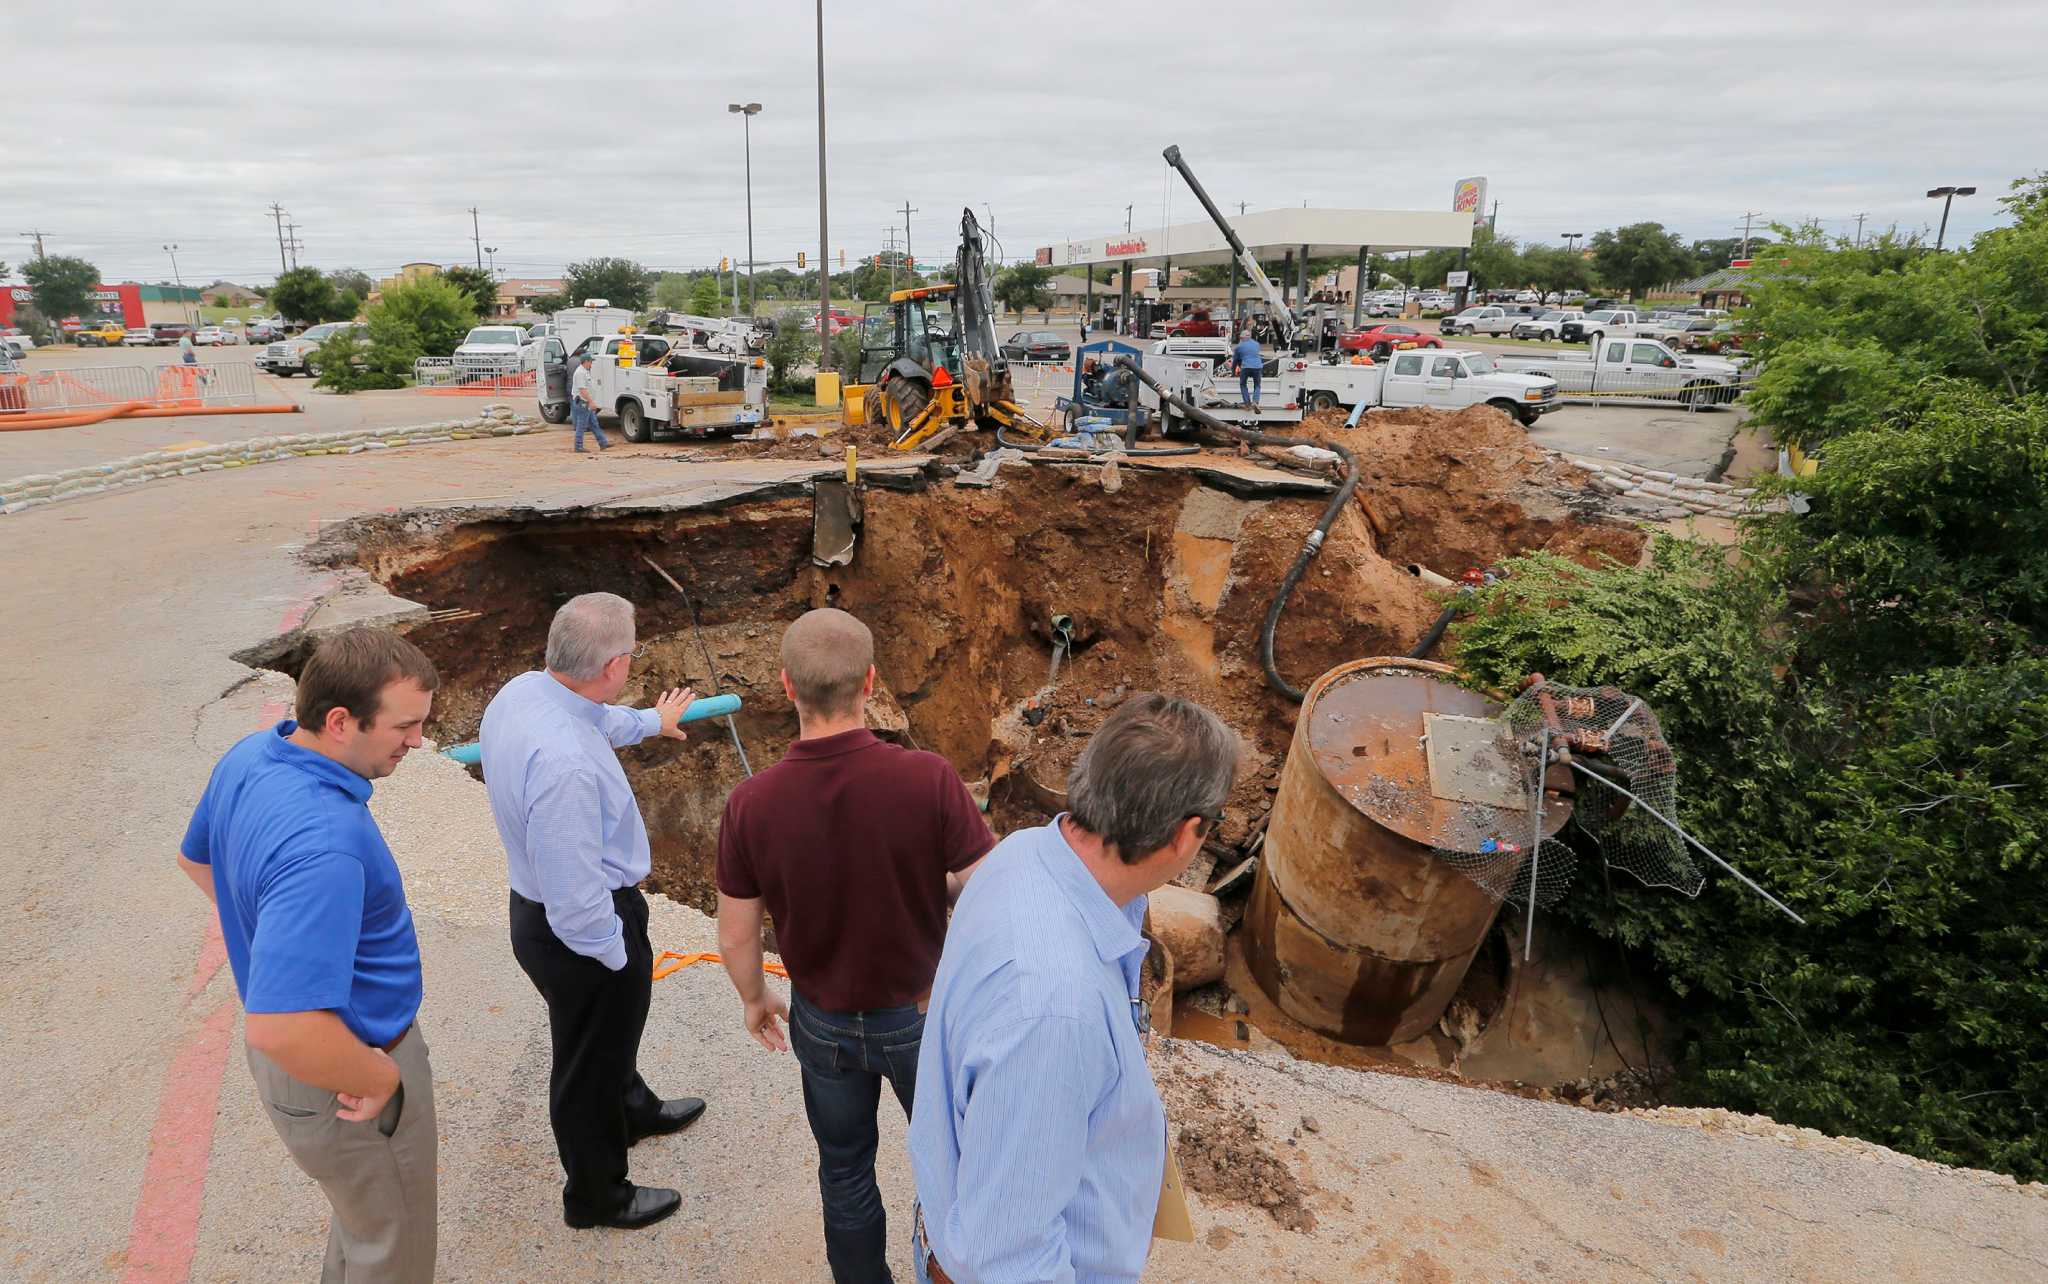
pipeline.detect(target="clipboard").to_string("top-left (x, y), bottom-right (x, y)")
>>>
top-left (1152, 1115), bottom-right (1196, 1242)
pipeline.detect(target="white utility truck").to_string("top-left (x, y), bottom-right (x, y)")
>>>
top-left (1139, 337), bottom-right (1308, 428)
top-left (1493, 337), bottom-right (1745, 407)
top-left (538, 329), bottom-right (768, 440)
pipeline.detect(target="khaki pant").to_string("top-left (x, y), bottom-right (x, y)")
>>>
top-left (247, 1025), bottom-right (437, 1282)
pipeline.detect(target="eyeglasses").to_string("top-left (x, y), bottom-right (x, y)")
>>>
top-left (1194, 807), bottom-right (1226, 835)
top-left (621, 643), bottom-right (649, 661)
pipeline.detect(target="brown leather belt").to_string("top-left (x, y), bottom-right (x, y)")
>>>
top-left (915, 1207), bottom-right (954, 1284)
top-left (381, 1021), bottom-right (414, 1054)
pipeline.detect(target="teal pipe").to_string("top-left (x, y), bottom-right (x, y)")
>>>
top-left (440, 693), bottom-right (743, 765)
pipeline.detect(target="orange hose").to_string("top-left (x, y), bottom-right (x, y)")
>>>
top-left (0, 402), bottom-right (301, 432)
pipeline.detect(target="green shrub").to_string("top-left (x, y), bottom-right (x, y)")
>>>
top-left (765, 323), bottom-right (817, 392)
top-left (310, 328), bottom-right (371, 394)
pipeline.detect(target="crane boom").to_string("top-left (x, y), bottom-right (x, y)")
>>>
top-left (1162, 144), bottom-right (1296, 346)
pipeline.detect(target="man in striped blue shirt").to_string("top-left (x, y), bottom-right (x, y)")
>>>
top-left (909, 694), bottom-right (1239, 1283)
top-left (481, 591), bottom-right (705, 1231)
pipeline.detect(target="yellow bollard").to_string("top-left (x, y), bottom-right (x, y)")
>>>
top-left (845, 445), bottom-right (857, 484)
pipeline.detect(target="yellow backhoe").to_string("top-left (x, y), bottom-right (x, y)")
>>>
top-left (838, 209), bottom-right (1040, 450)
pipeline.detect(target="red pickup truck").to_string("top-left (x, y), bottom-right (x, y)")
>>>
top-left (1166, 310), bottom-right (1226, 338)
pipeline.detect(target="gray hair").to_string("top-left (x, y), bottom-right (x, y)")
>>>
top-left (546, 592), bottom-right (636, 680)
top-left (1066, 693), bottom-right (1239, 863)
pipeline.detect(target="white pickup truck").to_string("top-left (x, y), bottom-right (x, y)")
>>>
top-left (451, 324), bottom-right (533, 376)
top-left (538, 332), bottom-right (768, 440)
top-left (1493, 337), bottom-right (1745, 407)
top-left (1301, 349), bottom-right (1559, 426)
top-left (1438, 305), bottom-right (1522, 337)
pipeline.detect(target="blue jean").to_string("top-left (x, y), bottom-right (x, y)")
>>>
top-left (1239, 366), bottom-right (1263, 405)
top-left (572, 402), bottom-right (609, 449)
top-left (789, 989), bottom-right (923, 1284)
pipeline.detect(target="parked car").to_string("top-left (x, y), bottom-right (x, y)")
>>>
top-left (1438, 306), bottom-right (1520, 337)
top-left (1494, 337), bottom-right (1745, 407)
top-left (1511, 310), bottom-right (1584, 340)
top-left (452, 324), bottom-right (534, 376)
top-left (192, 326), bottom-right (236, 346)
top-left (1513, 290), bottom-right (1540, 303)
top-left (1165, 311), bottom-right (1227, 338)
top-left (1682, 319), bottom-right (1752, 354)
top-left (1560, 309), bottom-right (1637, 344)
top-left (245, 321), bottom-right (280, 344)
top-left (76, 320), bottom-right (128, 348)
top-left (999, 330), bottom-right (1072, 363)
top-left (1, 334), bottom-right (25, 361)
top-left (122, 328), bottom-right (157, 347)
top-left (150, 322), bottom-right (194, 346)
top-left (257, 320), bottom-right (366, 376)
top-left (1337, 323), bottom-right (1444, 357)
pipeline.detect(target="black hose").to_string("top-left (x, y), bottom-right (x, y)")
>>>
top-left (1407, 603), bottom-right (1459, 659)
top-left (1112, 356), bottom-right (1360, 701)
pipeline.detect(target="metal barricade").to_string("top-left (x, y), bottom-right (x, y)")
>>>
top-left (413, 357), bottom-right (536, 397)
top-left (9, 361), bottom-right (261, 414)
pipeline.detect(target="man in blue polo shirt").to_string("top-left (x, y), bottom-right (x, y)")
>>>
top-left (1232, 328), bottom-right (1265, 408)
top-left (177, 627), bottom-right (441, 1283)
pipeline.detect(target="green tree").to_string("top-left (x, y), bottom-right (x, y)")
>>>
top-left (1521, 245), bottom-right (1591, 300)
top-left (268, 266), bottom-right (352, 325)
top-left (327, 268), bottom-right (374, 301)
top-left (686, 275), bottom-right (724, 317)
top-left (310, 327), bottom-right (372, 394)
top-left (23, 254), bottom-right (100, 324)
top-left (530, 293), bottom-right (569, 316)
top-left (359, 309), bottom-right (424, 391)
top-left (369, 274), bottom-right (475, 358)
top-left (439, 265), bottom-right (498, 317)
top-left (764, 321), bottom-right (817, 392)
top-left (653, 272), bottom-right (694, 312)
top-left (993, 263), bottom-right (1054, 316)
top-left (1589, 223), bottom-right (1694, 299)
top-left (564, 257), bottom-right (653, 312)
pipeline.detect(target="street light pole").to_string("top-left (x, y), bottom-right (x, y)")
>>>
top-left (729, 102), bottom-right (762, 317)
top-left (815, 0), bottom-right (831, 369)
top-left (485, 246), bottom-right (498, 278)
top-left (1562, 232), bottom-right (1583, 252)
top-left (1926, 185), bottom-right (1977, 251)
top-left (163, 242), bottom-right (193, 326)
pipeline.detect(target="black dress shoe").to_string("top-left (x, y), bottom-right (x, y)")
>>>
top-left (564, 1184), bottom-right (682, 1230)
top-left (628, 1096), bottom-right (706, 1145)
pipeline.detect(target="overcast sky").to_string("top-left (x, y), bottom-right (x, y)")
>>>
top-left (7, 2), bottom-right (2042, 288)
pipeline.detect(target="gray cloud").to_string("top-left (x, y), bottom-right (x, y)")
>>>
top-left (6, 1), bottom-right (2041, 287)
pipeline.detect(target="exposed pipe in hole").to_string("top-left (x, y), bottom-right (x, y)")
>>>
top-left (641, 554), bottom-right (754, 777)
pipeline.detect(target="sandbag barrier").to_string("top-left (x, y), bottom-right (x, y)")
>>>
top-left (1, 408), bottom-right (541, 515)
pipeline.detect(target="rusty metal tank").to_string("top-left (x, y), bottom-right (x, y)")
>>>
top-left (1245, 658), bottom-right (1570, 1045)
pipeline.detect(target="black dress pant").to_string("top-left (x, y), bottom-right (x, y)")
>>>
top-left (509, 886), bottom-right (664, 1216)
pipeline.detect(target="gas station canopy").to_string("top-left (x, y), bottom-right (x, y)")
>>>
top-left (1036, 206), bottom-right (1474, 271)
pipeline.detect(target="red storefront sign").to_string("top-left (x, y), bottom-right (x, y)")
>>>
top-left (0, 283), bottom-right (145, 327)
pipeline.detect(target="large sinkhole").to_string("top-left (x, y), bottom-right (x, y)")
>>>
top-left (259, 432), bottom-right (1658, 1081)
top-left (280, 464), bottom-right (1480, 915)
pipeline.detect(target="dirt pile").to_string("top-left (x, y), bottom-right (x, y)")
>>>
top-left (1155, 1048), bottom-right (1318, 1232)
top-left (1300, 403), bottom-right (1646, 574)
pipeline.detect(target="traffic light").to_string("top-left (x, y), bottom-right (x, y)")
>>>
top-left (797, 251), bottom-right (806, 269)
top-left (719, 256), bottom-right (730, 271)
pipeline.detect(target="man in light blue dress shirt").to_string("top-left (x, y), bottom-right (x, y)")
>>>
top-left (909, 693), bottom-right (1239, 1283)
top-left (481, 591), bottom-right (706, 1231)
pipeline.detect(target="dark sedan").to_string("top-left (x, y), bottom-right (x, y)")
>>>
top-left (1000, 330), bottom-right (1071, 363)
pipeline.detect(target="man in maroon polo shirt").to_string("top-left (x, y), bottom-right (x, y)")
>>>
top-left (716, 607), bottom-right (993, 1283)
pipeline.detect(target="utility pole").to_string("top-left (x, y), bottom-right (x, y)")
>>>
top-left (1852, 212), bottom-right (1868, 247)
top-left (285, 223), bottom-right (303, 270)
top-left (1237, 201), bottom-right (1247, 217)
top-left (267, 203), bottom-right (288, 273)
top-left (19, 230), bottom-right (50, 259)
top-left (164, 243), bottom-right (194, 326)
top-left (469, 207), bottom-right (483, 271)
top-left (900, 200), bottom-right (918, 277)
top-left (814, 0), bottom-right (833, 368)
top-left (882, 226), bottom-right (902, 294)
top-left (1488, 199), bottom-right (1499, 233)
top-left (1738, 210), bottom-right (1761, 259)
top-left (1125, 204), bottom-right (1134, 233)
